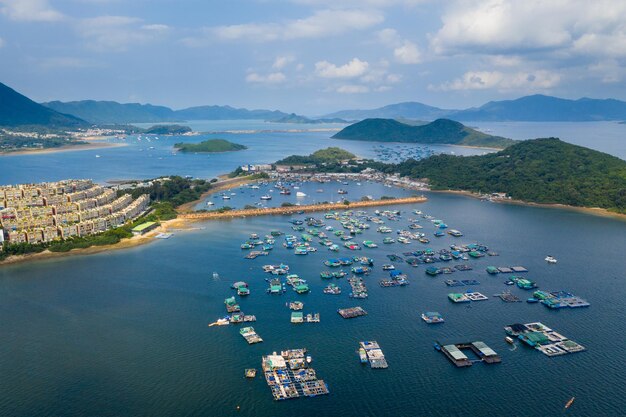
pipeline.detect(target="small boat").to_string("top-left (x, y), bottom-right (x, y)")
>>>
top-left (222, 195), bottom-right (231, 200)
top-left (564, 397), bottom-right (575, 409)
top-left (306, 356), bottom-right (312, 364)
top-left (207, 201), bottom-right (214, 206)
top-left (95, 155), bottom-right (101, 158)
top-left (505, 336), bottom-right (514, 344)
top-left (338, 189), bottom-right (348, 194)
top-left (245, 368), bottom-right (257, 378)
top-left (260, 195), bottom-right (272, 200)
top-left (526, 298), bottom-right (539, 303)
top-left (545, 255), bottom-right (557, 264)
top-left (296, 192), bottom-right (307, 197)
top-left (358, 347), bottom-right (367, 363)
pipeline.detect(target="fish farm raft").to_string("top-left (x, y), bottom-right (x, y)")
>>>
top-left (262, 349), bottom-right (330, 401)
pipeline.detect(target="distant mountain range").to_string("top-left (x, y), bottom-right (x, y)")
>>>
top-left (271, 113), bottom-right (349, 124)
top-left (323, 102), bottom-right (451, 121)
top-left (4, 80), bottom-right (626, 127)
top-left (0, 82), bottom-right (87, 128)
top-left (333, 118), bottom-right (516, 148)
top-left (324, 94), bottom-right (626, 122)
top-left (42, 101), bottom-right (291, 124)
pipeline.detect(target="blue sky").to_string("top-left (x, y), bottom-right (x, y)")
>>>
top-left (1, 0), bottom-right (626, 114)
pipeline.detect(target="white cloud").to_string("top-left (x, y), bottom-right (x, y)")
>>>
top-left (588, 60), bottom-right (623, 83)
top-left (315, 58), bottom-right (369, 78)
top-left (201, 9), bottom-right (383, 43)
top-left (433, 70), bottom-right (561, 91)
top-left (336, 84), bottom-right (370, 94)
top-left (431, 0), bottom-right (626, 60)
top-left (246, 72), bottom-right (286, 84)
top-left (272, 56), bottom-right (295, 69)
top-left (394, 40), bottom-right (421, 64)
top-left (0, 0), bottom-right (64, 22)
top-left (292, 0), bottom-right (423, 6)
top-left (77, 16), bottom-right (169, 51)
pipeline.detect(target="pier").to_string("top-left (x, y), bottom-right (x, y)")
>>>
top-left (179, 196), bottom-right (427, 220)
top-left (337, 306), bottom-right (368, 319)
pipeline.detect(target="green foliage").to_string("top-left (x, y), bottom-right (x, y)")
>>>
top-left (120, 176), bottom-right (211, 208)
top-left (333, 118), bottom-right (516, 148)
top-left (144, 124), bottom-right (192, 135)
top-left (380, 196), bottom-right (394, 200)
top-left (281, 202), bottom-right (295, 207)
top-left (244, 205), bottom-right (257, 210)
top-left (174, 139), bottom-right (247, 153)
top-left (388, 138), bottom-right (626, 213)
top-left (277, 147), bottom-right (357, 165)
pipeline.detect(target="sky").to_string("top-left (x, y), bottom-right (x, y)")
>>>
top-left (1, 0), bottom-right (626, 115)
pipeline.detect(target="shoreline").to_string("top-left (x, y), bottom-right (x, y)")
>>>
top-left (427, 189), bottom-right (626, 222)
top-left (0, 141), bottom-right (127, 157)
top-left (177, 175), bottom-right (261, 212)
top-left (0, 217), bottom-right (192, 267)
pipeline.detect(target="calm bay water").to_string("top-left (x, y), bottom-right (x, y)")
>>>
top-left (0, 121), bottom-right (625, 416)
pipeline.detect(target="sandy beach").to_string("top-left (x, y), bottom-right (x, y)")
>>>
top-left (0, 141), bottom-right (127, 157)
top-left (0, 217), bottom-right (192, 267)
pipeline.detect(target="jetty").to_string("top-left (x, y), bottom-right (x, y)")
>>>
top-left (262, 349), bottom-right (329, 401)
top-left (179, 196), bottom-right (427, 220)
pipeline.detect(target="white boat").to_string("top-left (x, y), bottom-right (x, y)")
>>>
top-left (296, 192), bottom-right (307, 197)
top-left (545, 256), bottom-right (557, 264)
top-left (207, 201), bottom-right (214, 206)
top-left (260, 195), bottom-right (272, 200)
top-left (95, 155), bottom-right (101, 158)
top-left (250, 185), bottom-right (260, 189)
top-left (222, 195), bottom-right (231, 200)
top-left (306, 355), bottom-right (312, 363)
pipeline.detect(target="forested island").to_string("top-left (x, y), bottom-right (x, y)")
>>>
top-left (333, 118), bottom-right (516, 148)
top-left (144, 124), bottom-right (192, 135)
top-left (174, 139), bottom-right (247, 153)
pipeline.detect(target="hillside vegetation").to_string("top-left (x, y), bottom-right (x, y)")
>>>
top-left (384, 138), bottom-right (626, 213)
top-left (174, 139), bottom-right (247, 153)
top-left (277, 147), bottom-right (356, 165)
top-left (333, 118), bottom-right (515, 148)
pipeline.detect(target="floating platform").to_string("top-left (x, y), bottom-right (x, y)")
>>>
top-left (504, 322), bottom-right (586, 356)
top-left (422, 312), bottom-right (444, 324)
top-left (438, 341), bottom-right (501, 367)
top-left (240, 326), bottom-right (263, 344)
top-left (360, 341), bottom-right (388, 369)
top-left (337, 306), bottom-right (368, 319)
top-left (262, 349), bottom-right (329, 401)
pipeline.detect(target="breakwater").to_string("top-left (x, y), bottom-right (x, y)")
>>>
top-left (179, 196), bottom-right (427, 220)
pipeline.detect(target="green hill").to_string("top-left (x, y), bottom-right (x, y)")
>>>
top-left (174, 139), bottom-right (247, 153)
top-left (386, 138), bottom-right (626, 213)
top-left (0, 82), bottom-right (87, 127)
top-left (144, 124), bottom-right (192, 135)
top-left (333, 118), bottom-right (515, 148)
top-left (277, 147), bottom-right (356, 165)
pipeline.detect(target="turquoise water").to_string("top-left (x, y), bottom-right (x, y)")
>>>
top-left (1, 181), bottom-right (625, 416)
top-left (1, 120), bottom-right (625, 416)
top-left (0, 121), bottom-right (487, 185)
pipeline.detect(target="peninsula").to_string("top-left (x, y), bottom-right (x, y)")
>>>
top-left (333, 118), bottom-right (516, 148)
top-left (174, 139), bottom-right (247, 153)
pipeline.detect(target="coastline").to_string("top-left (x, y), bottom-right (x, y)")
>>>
top-left (0, 217), bottom-right (191, 267)
top-left (177, 174), bottom-right (261, 212)
top-left (427, 189), bottom-right (626, 222)
top-left (0, 141), bottom-right (127, 157)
